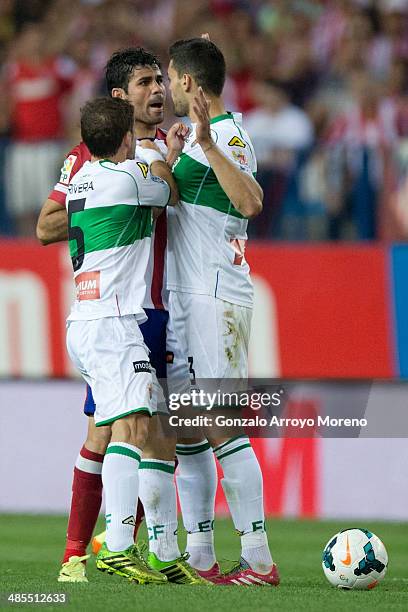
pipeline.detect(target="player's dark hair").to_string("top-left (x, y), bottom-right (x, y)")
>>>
top-left (80, 97), bottom-right (134, 158)
top-left (169, 38), bottom-right (226, 96)
top-left (105, 47), bottom-right (161, 93)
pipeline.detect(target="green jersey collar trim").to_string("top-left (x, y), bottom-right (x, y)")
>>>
top-left (99, 159), bottom-right (118, 165)
top-left (210, 113), bottom-right (233, 125)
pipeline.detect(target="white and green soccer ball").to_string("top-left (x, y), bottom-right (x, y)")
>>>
top-left (322, 528), bottom-right (388, 590)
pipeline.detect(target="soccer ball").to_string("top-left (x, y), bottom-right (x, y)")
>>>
top-left (322, 528), bottom-right (388, 590)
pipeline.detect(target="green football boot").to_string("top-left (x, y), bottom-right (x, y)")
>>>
top-left (148, 552), bottom-right (213, 585)
top-left (96, 543), bottom-right (167, 584)
top-left (58, 554), bottom-right (90, 583)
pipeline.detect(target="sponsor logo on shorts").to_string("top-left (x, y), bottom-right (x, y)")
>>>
top-left (166, 351), bottom-right (174, 364)
top-left (133, 360), bottom-right (151, 374)
top-left (75, 271), bottom-right (100, 300)
top-left (122, 515), bottom-right (137, 526)
top-left (60, 154), bottom-right (77, 185)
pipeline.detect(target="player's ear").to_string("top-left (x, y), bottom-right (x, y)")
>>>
top-left (111, 88), bottom-right (126, 100)
top-left (182, 73), bottom-right (192, 93)
top-left (124, 131), bottom-right (134, 156)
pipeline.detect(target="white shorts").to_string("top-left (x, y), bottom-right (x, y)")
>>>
top-left (167, 292), bottom-right (252, 395)
top-left (67, 315), bottom-right (154, 427)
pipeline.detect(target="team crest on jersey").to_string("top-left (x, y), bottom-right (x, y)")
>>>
top-left (60, 155), bottom-right (77, 185)
top-left (232, 150), bottom-right (248, 166)
top-left (228, 136), bottom-right (246, 148)
top-left (137, 162), bottom-right (149, 179)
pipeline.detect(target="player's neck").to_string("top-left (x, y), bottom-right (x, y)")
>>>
top-left (90, 151), bottom-right (127, 164)
top-left (190, 96), bottom-right (225, 123)
top-left (134, 121), bottom-right (157, 140)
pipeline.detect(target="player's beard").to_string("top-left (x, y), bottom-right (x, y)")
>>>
top-left (173, 96), bottom-right (189, 118)
top-left (138, 107), bottom-right (164, 125)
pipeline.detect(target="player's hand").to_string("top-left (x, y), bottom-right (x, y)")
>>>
top-left (166, 122), bottom-right (190, 153)
top-left (138, 139), bottom-right (161, 152)
top-left (193, 87), bottom-right (213, 151)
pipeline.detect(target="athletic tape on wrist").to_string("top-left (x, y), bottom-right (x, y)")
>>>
top-left (135, 146), bottom-right (165, 166)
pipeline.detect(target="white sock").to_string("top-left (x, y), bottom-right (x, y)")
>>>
top-left (102, 442), bottom-right (141, 552)
top-left (214, 436), bottom-right (273, 573)
top-left (138, 459), bottom-right (180, 562)
top-left (176, 440), bottom-right (217, 570)
top-left (240, 532), bottom-right (273, 575)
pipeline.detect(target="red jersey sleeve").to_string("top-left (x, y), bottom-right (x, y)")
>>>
top-left (156, 127), bottom-right (167, 143)
top-left (48, 142), bottom-right (91, 206)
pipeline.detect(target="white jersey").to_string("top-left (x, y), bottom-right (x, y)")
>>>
top-left (167, 112), bottom-right (257, 308)
top-left (66, 158), bottom-right (169, 322)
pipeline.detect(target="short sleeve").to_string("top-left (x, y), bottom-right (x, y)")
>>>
top-left (125, 159), bottom-right (170, 208)
top-left (48, 143), bottom-right (90, 206)
top-left (217, 128), bottom-right (257, 176)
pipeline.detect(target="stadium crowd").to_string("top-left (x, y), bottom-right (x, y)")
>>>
top-left (0, 0), bottom-right (407, 239)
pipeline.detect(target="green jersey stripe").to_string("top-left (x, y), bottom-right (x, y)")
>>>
top-left (174, 154), bottom-right (244, 219)
top-left (69, 204), bottom-right (152, 259)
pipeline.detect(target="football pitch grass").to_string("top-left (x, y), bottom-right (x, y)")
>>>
top-left (0, 515), bottom-right (407, 611)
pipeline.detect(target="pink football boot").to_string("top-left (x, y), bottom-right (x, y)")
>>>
top-left (212, 558), bottom-right (280, 586)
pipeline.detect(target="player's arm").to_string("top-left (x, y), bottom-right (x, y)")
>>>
top-left (193, 87), bottom-right (263, 219)
top-left (36, 198), bottom-right (68, 245)
top-left (137, 140), bottom-right (179, 205)
top-left (37, 145), bottom-right (85, 245)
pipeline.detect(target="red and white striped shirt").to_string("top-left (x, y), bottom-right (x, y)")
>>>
top-left (6, 57), bottom-right (72, 141)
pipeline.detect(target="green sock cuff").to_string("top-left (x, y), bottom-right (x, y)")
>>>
top-left (176, 440), bottom-right (211, 455)
top-left (139, 460), bottom-right (175, 474)
top-left (213, 434), bottom-right (248, 454)
top-left (105, 444), bottom-right (141, 462)
top-left (213, 436), bottom-right (251, 461)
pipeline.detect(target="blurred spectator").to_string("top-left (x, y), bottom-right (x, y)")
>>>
top-left (369, 0), bottom-right (408, 79)
top-left (0, 0), bottom-right (407, 240)
top-left (245, 80), bottom-right (313, 239)
top-left (64, 36), bottom-right (101, 141)
top-left (0, 0), bottom-right (16, 61)
top-left (3, 22), bottom-right (73, 236)
top-left (324, 68), bottom-right (399, 239)
top-left (245, 80), bottom-right (314, 167)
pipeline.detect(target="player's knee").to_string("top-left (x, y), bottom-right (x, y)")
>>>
top-left (144, 433), bottom-right (176, 460)
top-left (111, 413), bottom-right (150, 449)
top-left (85, 421), bottom-right (111, 454)
top-left (133, 414), bottom-right (150, 448)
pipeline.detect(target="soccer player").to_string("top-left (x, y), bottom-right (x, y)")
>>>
top-left (65, 95), bottom-right (174, 583)
top-left (37, 47), bottom-right (214, 585)
top-left (166, 38), bottom-right (280, 586)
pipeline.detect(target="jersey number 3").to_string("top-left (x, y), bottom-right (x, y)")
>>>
top-left (68, 198), bottom-right (86, 271)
